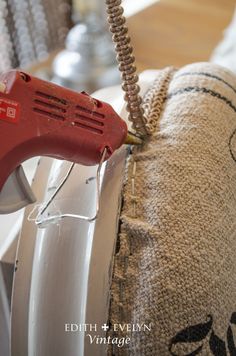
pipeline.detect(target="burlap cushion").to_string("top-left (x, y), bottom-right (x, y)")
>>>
top-left (108, 62), bottom-right (236, 355)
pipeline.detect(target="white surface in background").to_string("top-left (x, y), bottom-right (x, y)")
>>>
top-left (211, 8), bottom-right (236, 72)
top-left (124, 0), bottom-right (159, 17)
top-left (0, 157), bottom-right (39, 262)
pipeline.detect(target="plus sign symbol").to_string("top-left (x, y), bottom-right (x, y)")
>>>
top-left (101, 324), bottom-right (109, 331)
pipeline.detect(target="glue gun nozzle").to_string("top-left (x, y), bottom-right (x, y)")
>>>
top-left (125, 131), bottom-right (143, 145)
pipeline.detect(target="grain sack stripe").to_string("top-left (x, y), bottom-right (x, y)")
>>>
top-left (175, 72), bottom-right (236, 95)
top-left (167, 87), bottom-right (236, 114)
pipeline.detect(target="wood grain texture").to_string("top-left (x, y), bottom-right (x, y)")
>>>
top-left (127, 0), bottom-right (235, 71)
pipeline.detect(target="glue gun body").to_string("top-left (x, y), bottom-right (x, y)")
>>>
top-left (0, 70), bottom-right (127, 213)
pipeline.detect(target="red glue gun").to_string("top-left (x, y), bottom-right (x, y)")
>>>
top-left (0, 70), bottom-right (140, 214)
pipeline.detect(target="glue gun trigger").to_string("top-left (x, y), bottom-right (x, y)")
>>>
top-left (0, 166), bottom-right (36, 214)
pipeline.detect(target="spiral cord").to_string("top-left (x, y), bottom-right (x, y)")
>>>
top-left (142, 67), bottom-right (176, 134)
top-left (105, 0), bottom-right (148, 137)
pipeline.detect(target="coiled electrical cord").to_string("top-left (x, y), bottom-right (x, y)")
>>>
top-left (105, 0), bottom-right (148, 137)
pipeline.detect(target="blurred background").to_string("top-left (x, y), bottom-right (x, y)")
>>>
top-left (0, 0), bottom-right (235, 92)
top-left (0, 0), bottom-right (72, 71)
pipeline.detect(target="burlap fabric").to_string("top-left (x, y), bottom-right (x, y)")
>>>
top-left (108, 62), bottom-right (236, 355)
